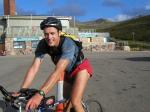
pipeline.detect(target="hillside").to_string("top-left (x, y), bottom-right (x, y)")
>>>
top-left (98, 15), bottom-right (150, 42)
top-left (70, 18), bottom-right (118, 30)
top-left (73, 15), bottom-right (150, 42)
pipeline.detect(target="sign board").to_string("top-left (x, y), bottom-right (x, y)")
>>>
top-left (78, 33), bottom-right (99, 38)
top-left (78, 32), bottom-right (110, 38)
top-left (13, 36), bottom-right (42, 41)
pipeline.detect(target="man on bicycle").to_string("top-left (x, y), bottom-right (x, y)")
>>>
top-left (21, 17), bottom-right (93, 112)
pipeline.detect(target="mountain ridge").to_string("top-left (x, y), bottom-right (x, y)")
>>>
top-left (71, 15), bottom-right (150, 42)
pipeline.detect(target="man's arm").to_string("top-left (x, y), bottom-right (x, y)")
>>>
top-left (39, 58), bottom-right (69, 95)
top-left (21, 57), bottom-right (43, 88)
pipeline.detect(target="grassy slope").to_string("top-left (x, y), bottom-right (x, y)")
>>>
top-left (70, 19), bottom-right (118, 30)
top-left (98, 15), bottom-right (150, 42)
top-left (75, 15), bottom-right (150, 42)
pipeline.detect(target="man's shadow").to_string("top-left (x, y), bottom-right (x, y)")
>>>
top-left (0, 100), bottom-right (17, 112)
top-left (126, 57), bottom-right (150, 61)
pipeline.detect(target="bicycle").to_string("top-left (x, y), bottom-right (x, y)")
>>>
top-left (0, 85), bottom-right (103, 112)
top-left (0, 85), bottom-right (64, 112)
top-left (0, 73), bottom-right (103, 112)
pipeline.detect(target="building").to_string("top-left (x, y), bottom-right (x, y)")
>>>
top-left (0, 15), bottom-right (72, 55)
top-left (78, 30), bottom-right (115, 51)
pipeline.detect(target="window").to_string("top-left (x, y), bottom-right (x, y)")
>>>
top-left (13, 41), bottom-right (26, 49)
top-left (31, 40), bottom-right (39, 48)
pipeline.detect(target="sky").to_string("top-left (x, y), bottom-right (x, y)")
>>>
top-left (0, 0), bottom-right (150, 22)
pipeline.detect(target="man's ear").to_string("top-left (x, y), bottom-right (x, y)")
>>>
top-left (59, 31), bottom-right (62, 37)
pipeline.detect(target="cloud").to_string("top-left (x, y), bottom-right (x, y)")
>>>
top-left (48, 3), bottom-right (86, 16)
top-left (102, 0), bottom-right (124, 7)
top-left (110, 3), bottom-right (150, 22)
top-left (16, 7), bottom-right (36, 15)
top-left (111, 14), bottom-right (132, 21)
top-left (123, 6), bottom-right (150, 17)
top-left (0, 0), bottom-right (2, 4)
top-left (47, 0), bottom-right (54, 5)
top-left (145, 4), bottom-right (150, 10)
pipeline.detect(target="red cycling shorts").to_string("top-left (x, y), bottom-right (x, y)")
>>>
top-left (70, 58), bottom-right (93, 78)
top-left (64, 58), bottom-right (93, 84)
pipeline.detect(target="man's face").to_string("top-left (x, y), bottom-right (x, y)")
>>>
top-left (43, 27), bottom-right (61, 47)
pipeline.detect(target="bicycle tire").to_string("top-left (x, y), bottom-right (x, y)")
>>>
top-left (81, 101), bottom-right (89, 112)
top-left (85, 99), bottom-right (103, 112)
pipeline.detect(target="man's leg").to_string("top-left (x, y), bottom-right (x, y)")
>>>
top-left (71, 69), bottom-right (90, 112)
top-left (63, 81), bottom-right (73, 111)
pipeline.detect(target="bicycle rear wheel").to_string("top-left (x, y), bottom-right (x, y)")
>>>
top-left (85, 99), bottom-right (103, 112)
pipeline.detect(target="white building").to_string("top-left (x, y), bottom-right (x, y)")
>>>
top-left (0, 15), bottom-right (72, 55)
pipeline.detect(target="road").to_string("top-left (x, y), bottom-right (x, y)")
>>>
top-left (0, 51), bottom-right (150, 112)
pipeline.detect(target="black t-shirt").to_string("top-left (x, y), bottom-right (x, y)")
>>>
top-left (35, 37), bottom-right (80, 73)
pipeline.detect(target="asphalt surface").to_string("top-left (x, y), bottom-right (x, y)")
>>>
top-left (0, 51), bottom-right (150, 112)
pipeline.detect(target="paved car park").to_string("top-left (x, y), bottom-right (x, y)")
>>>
top-left (0, 51), bottom-right (150, 112)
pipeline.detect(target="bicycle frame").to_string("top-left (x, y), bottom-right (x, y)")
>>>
top-left (0, 85), bottom-right (103, 112)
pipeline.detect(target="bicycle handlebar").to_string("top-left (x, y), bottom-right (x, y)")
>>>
top-left (0, 85), bottom-right (56, 110)
top-left (0, 85), bottom-right (14, 100)
top-left (0, 85), bottom-right (9, 97)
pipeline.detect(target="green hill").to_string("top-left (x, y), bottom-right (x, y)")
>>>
top-left (74, 15), bottom-right (150, 42)
top-left (98, 15), bottom-right (150, 42)
top-left (73, 15), bottom-right (150, 50)
top-left (70, 18), bottom-right (118, 30)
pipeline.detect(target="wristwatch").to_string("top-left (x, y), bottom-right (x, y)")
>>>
top-left (38, 90), bottom-right (45, 97)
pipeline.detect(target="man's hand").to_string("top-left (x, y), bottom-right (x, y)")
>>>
top-left (25, 93), bottom-right (43, 111)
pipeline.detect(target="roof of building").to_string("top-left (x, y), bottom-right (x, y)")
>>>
top-left (1, 15), bottom-right (72, 20)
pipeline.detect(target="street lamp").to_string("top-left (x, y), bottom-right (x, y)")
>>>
top-left (132, 32), bottom-right (135, 42)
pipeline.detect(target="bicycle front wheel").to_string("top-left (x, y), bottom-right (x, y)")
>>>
top-left (85, 99), bottom-right (103, 112)
top-left (81, 101), bottom-right (89, 112)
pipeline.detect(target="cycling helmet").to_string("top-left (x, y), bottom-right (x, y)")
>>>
top-left (40, 17), bottom-right (62, 31)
